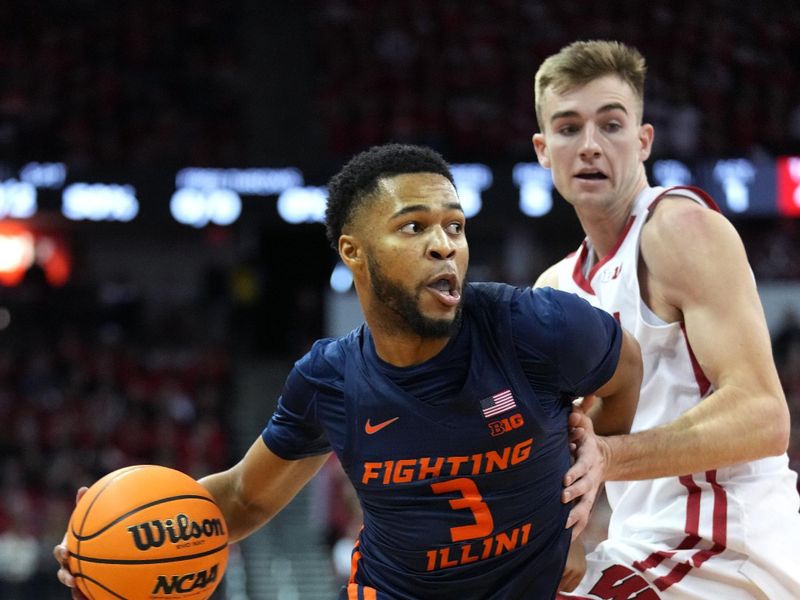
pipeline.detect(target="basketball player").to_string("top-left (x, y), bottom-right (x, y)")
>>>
top-left (56, 143), bottom-right (643, 599)
top-left (531, 40), bottom-right (800, 598)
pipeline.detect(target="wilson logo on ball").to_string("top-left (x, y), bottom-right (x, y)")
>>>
top-left (152, 564), bottom-right (220, 595)
top-left (127, 513), bottom-right (226, 551)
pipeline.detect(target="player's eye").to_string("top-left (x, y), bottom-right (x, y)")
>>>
top-left (445, 221), bottom-right (464, 235)
top-left (399, 222), bottom-right (423, 234)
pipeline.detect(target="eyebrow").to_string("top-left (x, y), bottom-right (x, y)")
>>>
top-left (390, 202), bottom-right (464, 219)
top-left (550, 102), bottom-right (629, 123)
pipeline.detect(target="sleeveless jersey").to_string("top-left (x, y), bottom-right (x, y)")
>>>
top-left (263, 283), bottom-right (622, 600)
top-left (556, 186), bottom-right (800, 599)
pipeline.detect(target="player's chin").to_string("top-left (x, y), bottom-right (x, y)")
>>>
top-left (420, 307), bottom-right (463, 338)
top-left (420, 303), bottom-right (459, 325)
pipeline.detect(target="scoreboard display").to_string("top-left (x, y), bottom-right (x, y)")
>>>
top-left (1, 156), bottom-right (798, 228)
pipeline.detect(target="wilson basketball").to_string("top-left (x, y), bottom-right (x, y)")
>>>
top-left (66, 464), bottom-right (229, 600)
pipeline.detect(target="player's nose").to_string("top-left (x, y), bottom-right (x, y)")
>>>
top-left (427, 225), bottom-right (457, 260)
top-left (579, 123), bottom-right (602, 158)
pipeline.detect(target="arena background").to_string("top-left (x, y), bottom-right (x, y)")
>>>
top-left (1, 2), bottom-right (799, 598)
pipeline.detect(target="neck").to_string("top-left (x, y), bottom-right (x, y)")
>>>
top-left (575, 182), bottom-right (646, 260)
top-left (370, 327), bottom-right (451, 367)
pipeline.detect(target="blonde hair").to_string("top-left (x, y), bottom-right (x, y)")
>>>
top-left (534, 40), bottom-right (647, 129)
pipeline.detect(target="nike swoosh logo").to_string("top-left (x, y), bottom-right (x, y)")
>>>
top-left (365, 416), bottom-right (400, 435)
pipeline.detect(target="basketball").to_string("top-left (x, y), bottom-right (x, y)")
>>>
top-left (66, 464), bottom-right (229, 600)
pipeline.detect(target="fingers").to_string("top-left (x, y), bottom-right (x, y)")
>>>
top-left (54, 543), bottom-right (76, 588)
top-left (562, 461), bottom-right (594, 502)
top-left (563, 472), bottom-right (597, 519)
top-left (562, 461), bottom-right (583, 491)
top-left (566, 492), bottom-right (596, 540)
top-left (569, 426), bottom-right (586, 446)
top-left (53, 487), bottom-right (91, 599)
top-left (55, 551), bottom-right (89, 599)
top-left (579, 393), bottom-right (597, 413)
top-left (564, 404), bottom-right (607, 541)
top-left (53, 542), bottom-right (67, 567)
top-left (563, 432), bottom-right (593, 488)
top-left (568, 407), bottom-right (593, 431)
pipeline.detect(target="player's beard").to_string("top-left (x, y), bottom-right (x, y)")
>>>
top-left (368, 257), bottom-right (463, 339)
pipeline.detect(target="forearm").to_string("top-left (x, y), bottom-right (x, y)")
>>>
top-left (200, 443), bottom-right (331, 543)
top-left (199, 470), bottom-right (275, 543)
top-left (602, 384), bottom-right (789, 481)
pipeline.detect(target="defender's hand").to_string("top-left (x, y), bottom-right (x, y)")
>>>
top-left (563, 407), bottom-right (608, 540)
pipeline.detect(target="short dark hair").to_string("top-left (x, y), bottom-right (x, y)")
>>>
top-left (324, 143), bottom-right (455, 250)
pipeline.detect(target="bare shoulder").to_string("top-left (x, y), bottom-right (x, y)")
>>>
top-left (645, 195), bottom-right (732, 236)
top-left (641, 195), bottom-right (749, 304)
top-left (534, 257), bottom-right (570, 289)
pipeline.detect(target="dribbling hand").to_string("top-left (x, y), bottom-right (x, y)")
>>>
top-left (53, 486), bottom-right (89, 600)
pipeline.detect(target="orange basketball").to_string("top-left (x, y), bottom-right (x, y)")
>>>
top-left (66, 464), bottom-right (229, 600)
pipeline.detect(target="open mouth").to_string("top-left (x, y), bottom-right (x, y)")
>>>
top-left (426, 275), bottom-right (461, 306)
top-left (575, 171), bottom-right (608, 180)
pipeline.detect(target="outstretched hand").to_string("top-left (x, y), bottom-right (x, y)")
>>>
top-left (562, 401), bottom-right (609, 540)
top-left (53, 486), bottom-right (89, 600)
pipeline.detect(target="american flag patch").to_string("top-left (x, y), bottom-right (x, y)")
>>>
top-left (481, 389), bottom-right (516, 418)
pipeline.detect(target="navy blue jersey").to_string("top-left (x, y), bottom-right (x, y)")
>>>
top-left (262, 283), bottom-right (621, 600)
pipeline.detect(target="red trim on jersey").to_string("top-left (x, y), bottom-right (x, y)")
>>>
top-left (679, 322), bottom-right (712, 396)
top-left (691, 470), bottom-right (728, 568)
top-left (652, 472), bottom-right (728, 590)
top-left (649, 185), bottom-right (717, 398)
top-left (632, 472), bottom-right (728, 592)
top-left (633, 475), bottom-right (701, 573)
top-left (572, 215), bottom-right (636, 295)
top-left (646, 185), bottom-right (722, 215)
top-left (653, 562), bottom-right (694, 591)
top-left (681, 474), bottom-right (703, 542)
top-left (572, 243), bottom-right (596, 294)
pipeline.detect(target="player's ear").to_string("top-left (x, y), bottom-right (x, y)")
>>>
top-left (533, 133), bottom-right (551, 169)
top-left (339, 234), bottom-right (362, 271)
top-left (638, 123), bottom-right (654, 162)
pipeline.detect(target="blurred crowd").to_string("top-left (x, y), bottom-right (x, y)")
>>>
top-left (2, 2), bottom-right (799, 169)
top-left (0, 273), bottom-right (232, 598)
top-left (0, 0), bottom-right (247, 169)
top-left (311, 0), bottom-right (800, 161)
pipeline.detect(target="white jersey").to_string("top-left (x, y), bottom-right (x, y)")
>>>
top-left (556, 186), bottom-right (800, 599)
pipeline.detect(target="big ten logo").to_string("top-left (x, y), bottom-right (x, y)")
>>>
top-left (487, 413), bottom-right (525, 437)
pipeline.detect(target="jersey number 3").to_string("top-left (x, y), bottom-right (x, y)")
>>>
top-left (431, 478), bottom-right (494, 541)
